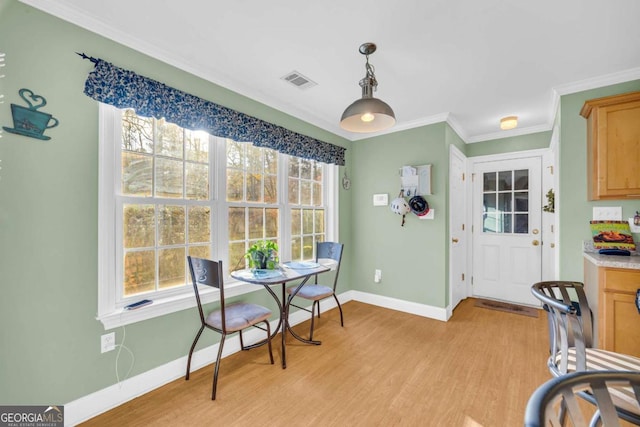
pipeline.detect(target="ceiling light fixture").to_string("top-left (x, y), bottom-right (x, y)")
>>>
top-left (340, 43), bottom-right (396, 133)
top-left (500, 116), bottom-right (518, 130)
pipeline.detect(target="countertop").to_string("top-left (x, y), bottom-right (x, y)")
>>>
top-left (583, 252), bottom-right (640, 270)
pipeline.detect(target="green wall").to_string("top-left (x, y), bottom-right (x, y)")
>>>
top-left (466, 131), bottom-right (552, 157)
top-left (558, 80), bottom-right (640, 280)
top-left (350, 124), bottom-right (451, 307)
top-left (0, 1), bottom-right (351, 405)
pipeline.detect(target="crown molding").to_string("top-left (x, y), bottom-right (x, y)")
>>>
top-left (554, 67), bottom-right (640, 96)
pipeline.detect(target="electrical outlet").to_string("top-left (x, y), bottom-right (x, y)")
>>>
top-left (101, 332), bottom-right (115, 353)
top-left (374, 269), bottom-right (382, 283)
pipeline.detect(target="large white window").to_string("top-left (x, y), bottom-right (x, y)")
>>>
top-left (98, 105), bottom-right (338, 328)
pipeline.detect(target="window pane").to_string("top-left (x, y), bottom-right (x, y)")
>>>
top-left (247, 145), bottom-right (262, 171)
top-left (188, 245), bottom-right (210, 260)
top-left (247, 173), bottom-right (262, 202)
top-left (186, 163), bottom-right (209, 200)
top-left (185, 130), bottom-right (209, 163)
top-left (123, 250), bottom-right (155, 296)
top-left (515, 214), bottom-right (528, 234)
top-left (264, 175), bottom-right (277, 203)
top-left (303, 209), bottom-right (314, 234)
top-left (159, 247), bottom-right (185, 289)
top-left (483, 193), bottom-right (496, 213)
top-left (291, 237), bottom-right (302, 262)
top-left (188, 206), bottom-right (210, 243)
top-left (483, 213), bottom-right (497, 233)
top-left (315, 210), bottom-right (325, 234)
top-left (498, 171), bottom-right (512, 191)
top-left (227, 170), bottom-right (244, 202)
top-left (265, 149), bottom-right (277, 174)
top-left (289, 157), bottom-right (300, 177)
top-left (312, 182), bottom-right (322, 206)
top-left (288, 178), bottom-right (299, 204)
top-left (514, 192), bottom-right (529, 212)
top-left (502, 214), bottom-right (513, 233)
top-left (313, 163), bottom-right (323, 182)
top-left (228, 207), bottom-right (245, 241)
top-left (302, 236), bottom-right (313, 259)
top-left (248, 208), bottom-right (264, 239)
top-left (498, 193), bottom-right (512, 213)
top-left (122, 110), bottom-right (153, 154)
top-left (300, 159), bottom-right (312, 180)
top-left (229, 242), bottom-right (246, 271)
top-left (124, 204), bottom-right (155, 248)
top-left (156, 157), bottom-right (184, 198)
top-left (122, 152), bottom-right (152, 196)
top-left (156, 119), bottom-right (183, 159)
top-left (514, 170), bottom-right (528, 190)
top-left (291, 209), bottom-right (301, 235)
top-left (300, 181), bottom-right (312, 205)
top-left (226, 140), bottom-right (243, 168)
top-left (483, 172), bottom-right (496, 191)
top-left (265, 208), bottom-right (278, 238)
top-left (158, 205), bottom-right (185, 246)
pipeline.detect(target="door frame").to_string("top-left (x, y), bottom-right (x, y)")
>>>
top-left (467, 148), bottom-right (553, 303)
top-left (448, 145), bottom-right (469, 317)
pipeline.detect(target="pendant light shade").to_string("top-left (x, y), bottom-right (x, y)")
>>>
top-left (340, 43), bottom-right (396, 133)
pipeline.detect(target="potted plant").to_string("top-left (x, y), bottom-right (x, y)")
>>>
top-left (245, 240), bottom-right (279, 270)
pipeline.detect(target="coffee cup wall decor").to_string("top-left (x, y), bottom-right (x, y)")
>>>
top-left (3, 88), bottom-right (59, 140)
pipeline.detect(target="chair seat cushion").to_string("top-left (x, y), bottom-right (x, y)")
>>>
top-left (287, 284), bottom-right (333, 300)
top-left (554, 348), bottom-right (640, 416)
top-left (206, 303), bottom-right (271, 332)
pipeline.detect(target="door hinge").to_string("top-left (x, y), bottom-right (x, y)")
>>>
top-left (462, 173), bottom-right (465, 181)
top-left (462, 224), bottom-right (465, 231)
top-left (471, 276), bottom-right (474, 285)
top-left (462, 273), bottom-right (465, 281)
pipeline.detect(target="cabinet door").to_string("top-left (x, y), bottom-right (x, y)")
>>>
top-left (602, 268), bottom-right (640, 357)
top-left (591, 98), bottom-right (640, 199)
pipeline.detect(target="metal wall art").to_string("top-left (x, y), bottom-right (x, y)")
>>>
top-left (3, 88), bottom-right (59, 140)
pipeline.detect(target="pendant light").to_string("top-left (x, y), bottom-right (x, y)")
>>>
top-left (340, 43), bottom-right (396, 133)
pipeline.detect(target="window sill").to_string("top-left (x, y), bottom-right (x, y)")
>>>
top-left (97, 280), bottom-right (262, 330)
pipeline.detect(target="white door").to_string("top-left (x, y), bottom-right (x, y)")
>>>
top-left (449, 146), bottom-right (467, 310)
top-left (472, 156), bottom-right (542, 306)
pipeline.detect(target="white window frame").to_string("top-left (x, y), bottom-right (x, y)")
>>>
top-left (97, 104), bottom-right (338, 329)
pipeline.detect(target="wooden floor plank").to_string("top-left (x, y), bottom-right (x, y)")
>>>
top-left (80, 298), bottom-right (552, 427)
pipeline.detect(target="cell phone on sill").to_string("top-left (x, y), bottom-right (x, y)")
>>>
top-left (124, 299), bottom-right (153, 310)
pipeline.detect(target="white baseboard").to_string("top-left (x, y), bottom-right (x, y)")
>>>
top-left (64, 290), bottom-right (446, 426)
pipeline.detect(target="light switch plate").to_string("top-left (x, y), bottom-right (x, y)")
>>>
top-left (373, 194), bottom-right (388, 206)
top-left (592, 206), bottom-right (622, 221)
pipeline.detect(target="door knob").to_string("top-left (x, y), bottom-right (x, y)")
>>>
top-left (452, 238), bottom-right (459, 243)
top-left (532, 229), bottom-right (539, 235)
top-left (532, 240), bottom-right (540, 246)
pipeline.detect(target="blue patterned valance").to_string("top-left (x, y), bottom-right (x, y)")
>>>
top-left (83, 58), bottom-right (345, 166)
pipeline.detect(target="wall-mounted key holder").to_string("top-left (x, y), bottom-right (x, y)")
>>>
top-left (399, 164), bottom-right (431, 197)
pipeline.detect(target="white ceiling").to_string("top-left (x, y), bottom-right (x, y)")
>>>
top-left (21, 0), bottom-right (640, 143)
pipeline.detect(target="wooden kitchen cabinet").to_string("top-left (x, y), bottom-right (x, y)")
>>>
top-left (580, 91), bottom-right (640, 200)
top-left (598, 267), bottom-right (640, 357)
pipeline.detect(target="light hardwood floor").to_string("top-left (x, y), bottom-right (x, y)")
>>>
top-left (80, 298), bottom-right (552, 427)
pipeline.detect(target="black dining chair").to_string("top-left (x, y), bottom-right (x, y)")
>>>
top-left (531, 281), bottom-right (640, 424)
top-left (185, 256), bottom-right (274, 400)
top-left (287, 241), bottom-right (344, 340)
top-left (524, 371), bottom-right (640, 427)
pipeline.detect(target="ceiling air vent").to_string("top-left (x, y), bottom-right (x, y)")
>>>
top-left (281, 70), bottom-right (317, 90)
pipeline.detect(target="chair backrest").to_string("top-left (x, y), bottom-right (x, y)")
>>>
top-left (531, 281), bottom-right (594, 374)
top-left (188, 256), bottom-right (225, 328)
top-left (315, 241), bottom-right (344, 289)
top-left (524, 370), bottom-right (640, 427)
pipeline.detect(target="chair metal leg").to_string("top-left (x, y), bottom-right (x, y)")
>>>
top-left (309, 301), bottom-right (318, 341)
top-left (212, 333), bottom-right (226, 400)
top-left (239, 330), bottom-right (245, 350)
top-left (333, 294), bottom-right (344, 327)
top-left (264, 320), bottom-right (274, 364)
top-left (185, 325), bottom-right (205, 380)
